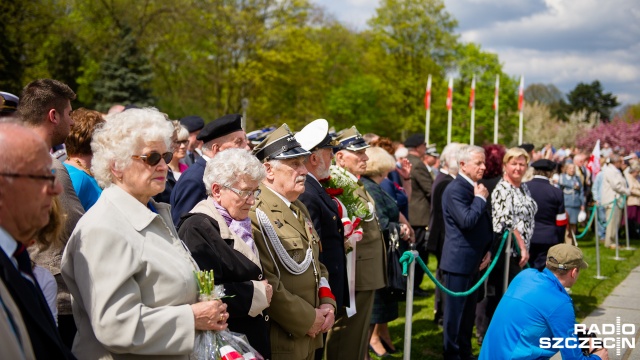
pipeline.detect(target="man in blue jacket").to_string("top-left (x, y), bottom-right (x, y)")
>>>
top-left (480, 244), bottom-right (609, 360)
top-left (440, 145), bottom-right (493, 359)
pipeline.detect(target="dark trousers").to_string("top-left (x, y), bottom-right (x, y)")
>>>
top-left (412, 226), bottom-right (429, 290)
top-left (528, 243), bottom-right (553, 271)
top-left (442, 271), bottom-right (478, 360)
top-left (58, 314), bottom-right (77, 349)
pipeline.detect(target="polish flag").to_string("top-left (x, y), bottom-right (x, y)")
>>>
top-left (518, 76), bottom-right (525, 111)
top-left (586, 139), bottom-right (601, 179)
top-left (446, 77), bottom-right (453, 111)
top-left (424, 84), bottom-right (431, 110)
top-left (493, 75), bottom-right (500, 110)
top-left (469, 75), bottom-right (476, 109)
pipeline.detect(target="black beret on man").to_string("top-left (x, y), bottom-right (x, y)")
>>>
top-left (179, 115), bottom-right (205, 133)
top-left (404, 133), bottom-right (425, 148)
top-left (518, 143), bottom-right (535, 153)
top-left (196, 114), bottom-right (243, 143)
top-left (531, 159), bottom-right (556, 171)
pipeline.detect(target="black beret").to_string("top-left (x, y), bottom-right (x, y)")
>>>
top-left (179, 115), bottom-right (205, 133)
top-left (123, 104), bottom-right (140, 111)
top-left (518, 143), bottom-right (535, 153)
top-left (197, 114), bottom-right (243, 143)
top-left (404, 134), bottom-right (425, 148)
top-left (531, 159), bottom-right (556, 171)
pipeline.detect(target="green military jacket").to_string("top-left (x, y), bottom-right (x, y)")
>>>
top-left (353, 184), bottom-right (387, 291)
top-left (250, 184), bottom-right (335, 360)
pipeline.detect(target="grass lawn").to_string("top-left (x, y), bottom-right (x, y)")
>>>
top-left (373, 233), bottom-right (640, 360)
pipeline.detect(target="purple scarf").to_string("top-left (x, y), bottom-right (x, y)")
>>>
top-left (212, 200), bottom-right (256, 254)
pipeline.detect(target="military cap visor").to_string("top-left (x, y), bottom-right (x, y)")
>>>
top-left (0, 92), bottom-right (19, 114)
top-left (253, 125), bottom-right (311, 161)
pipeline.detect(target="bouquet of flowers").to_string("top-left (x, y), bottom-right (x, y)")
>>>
top-left (191, 270), bottom-right (263, 360)
top-left (321, 166), bottom-right (373, 253)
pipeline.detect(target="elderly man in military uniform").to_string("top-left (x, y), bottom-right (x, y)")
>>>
top-left (250, 124), bottom-right (337, 360)
top-left (325, 126), bottom-right (387, 360)
top-left (295, 119), bottom-right (348, 360)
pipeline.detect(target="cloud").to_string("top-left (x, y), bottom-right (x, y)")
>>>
top-left (315, 0), bottom-right (640, 105)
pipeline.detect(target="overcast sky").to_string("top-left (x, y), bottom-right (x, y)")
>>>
top-left (314, 0), bottom-right (640, 106)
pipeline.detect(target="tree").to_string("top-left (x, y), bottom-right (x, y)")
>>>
top-left (92, 28), bottom-right (155, 111)
top-left (566, 80), bottom-right (619, 122)
top-left (524, 83), bottom-right (568, 120)
top-left (576, 119), bottom-right (640, 153)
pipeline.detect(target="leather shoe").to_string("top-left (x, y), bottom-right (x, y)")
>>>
top-left (369, 344), bottom-right (389, 357)
top-left (380, 338), bottom-right (397, 354)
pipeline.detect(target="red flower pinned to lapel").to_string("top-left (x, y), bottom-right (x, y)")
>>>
top-left (325, 187), bottom-right (344, 196)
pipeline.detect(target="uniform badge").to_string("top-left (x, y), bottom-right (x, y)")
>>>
top-left (274, 219), bottom-right (283, 228)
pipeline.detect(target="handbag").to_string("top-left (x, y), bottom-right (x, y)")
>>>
top-left (383, 223), bottom-right (406, 300)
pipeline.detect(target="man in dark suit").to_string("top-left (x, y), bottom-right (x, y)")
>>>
top-left (405, 134), bottom-right (436, 295)
top-left (427, 143), bottom-right (463, 325)
top-left (171, 114), bottom-right (250, 226)
top-left (0, 123), bottom-right (75, 359)
top-left (179, 115), bottom-right (204, 167)
top-left (440, 145), bottom-right (493, 360)
top-left (526, 159), bottom-right (567, 270)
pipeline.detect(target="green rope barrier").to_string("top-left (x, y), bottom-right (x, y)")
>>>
top-left (399, 230), bottom-right (512, 297)
top-left (575, 204), bottom-right (597, 239)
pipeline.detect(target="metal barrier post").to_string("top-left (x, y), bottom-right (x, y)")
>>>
top-left (503, 230), bottom-right (513, 295)
top-left (613, 205), bottom-right (625, 261)
top-left (623, 202), bottom-right (636, 250)
top-left (593, 208), bottom-right (608, 279)
top-left (403, 249), bottom-right (419, 360)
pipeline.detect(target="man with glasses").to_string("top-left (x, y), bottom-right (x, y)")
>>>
top-left (0, 123), bottom-right (75, 359)
top-left (17, 79), bottom-right (83, 347)
top-left (171, 114), bottom-right (250, 227)
top-left (250, 124), bottom-right (337, 360)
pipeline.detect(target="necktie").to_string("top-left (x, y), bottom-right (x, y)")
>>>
top-left (189, 152), bottom-right (195, 163)
top-left (13, 244), bottom-right (35, 283)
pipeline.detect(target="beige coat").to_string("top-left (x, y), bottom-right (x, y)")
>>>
top-left (0, 278), bottom-right (36, 360)
top-left (61, 185), bottom-right (199, 360)
top-left (249, 185), bottom-right (335, 360)
top-left (624, 168), bottom-right (640, 207)
top-left (601, 164), bottom-right (630, 208)
top-left (353, 185), bottom-right (387, 291)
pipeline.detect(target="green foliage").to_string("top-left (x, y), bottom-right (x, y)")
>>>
top-left (93, 29), bottom-right (155, 112)
top-left (566, 80), bottom-right (619, 122)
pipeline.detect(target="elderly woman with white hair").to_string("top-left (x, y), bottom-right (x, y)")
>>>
top-left (178, 148), bottom-right (273, 358)
top-left (61, 108), bottom-right (229, 359)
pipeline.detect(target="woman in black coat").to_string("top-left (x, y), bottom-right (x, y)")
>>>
top-left (178, 149), bottom-right (273, 358)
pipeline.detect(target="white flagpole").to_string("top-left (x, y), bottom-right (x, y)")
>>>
top-left (425, 75), bottom-right (432, 146)
top-left (446, 77), bottom-right (453, 144)
top-left (470, 75), bottom-right (476, 145)
top-left (518, 75), bottom-right (525, 144)
top-left (493, 75), bottom-right (500, 144)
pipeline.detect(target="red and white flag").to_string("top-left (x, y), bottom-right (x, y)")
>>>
top-left (587, 139), bottom-right (601, 179)
top-left (492, 75), bottom-right (500, 110)
top-left (518, 75), bottom-right (524, 111)
top-left (469, 75), bottom-right (476, 109)
top-left (424, 77), bottom-right (432, 110)
top-left (446, 77), bottom-right (453, 111)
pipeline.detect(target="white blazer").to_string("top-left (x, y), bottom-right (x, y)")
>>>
top-left (62, 185), bottom-right (199, 359)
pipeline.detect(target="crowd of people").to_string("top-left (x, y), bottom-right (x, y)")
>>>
top-left (1, 79), bottom-right (637, 360)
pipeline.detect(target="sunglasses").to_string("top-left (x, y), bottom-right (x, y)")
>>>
top-left (174, 140), bottom-right (188, 146)
top-left (131, 151), bottom-right (173, 166)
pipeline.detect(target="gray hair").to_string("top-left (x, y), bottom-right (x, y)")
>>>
top-left (203, 148), bottom-right (266, 195)
top-left (441, 142), bottom-right (464, 172)
top-left (457, 145), bottom-right (485, 165)
top-left (394, 147), bottom-right (408, 160)
top-left (91, 108), bottom-right (173, 188)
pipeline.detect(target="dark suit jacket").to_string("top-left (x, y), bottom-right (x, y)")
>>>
top-left (182, 150), bottom-right (200, 167)
top-left (0, 248), bottom-right (75, 360)
top-left (527, 177), bottom-right (566, 245)
top-left (298, 176), bottom-right (349, 309)
top-left (427, 172), bottom-right (454, 257)
top-left (170, 157), bottom-right (207, 226)
top-left (440, 176), bottom-right (493, 275)
top-left (408, 154), bottom-right (434, 227)
top-left (178, 202), bottom-right (270, 358)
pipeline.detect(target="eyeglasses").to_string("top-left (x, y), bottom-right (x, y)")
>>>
top-left (223, 185), bottom-right (261, 199)
top-left (0, 169), bottom-right (58, 188)
top-left (174, 140), bottom-right (188, 146)
top-left (131, 152), bottom-right (173, 166)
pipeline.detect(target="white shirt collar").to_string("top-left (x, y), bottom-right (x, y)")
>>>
top-left (440, 168), bottom-right (449, 175)
top-left (201, 153), bottom-right (212, 162)
top-left (533, 175), bottom-right (549, 180)
top-left (0, 226), bottom-right (18, 269)
top-left (458, 172), bottom-right (475, 186)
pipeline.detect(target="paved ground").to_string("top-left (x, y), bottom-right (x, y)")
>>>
top-left (552, 265), bottom-right (640, 359)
